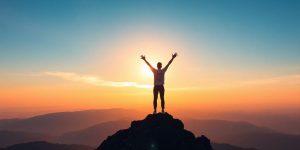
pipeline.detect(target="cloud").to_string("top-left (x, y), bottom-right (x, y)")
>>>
top-left (169, 74), bottom-right (300, 91)
top-left (239, 74), bottom-right (300, 86)
top-left (14, 71), bottom-right (300, 90)
top-left (44, 71), bottom-right (152, 88)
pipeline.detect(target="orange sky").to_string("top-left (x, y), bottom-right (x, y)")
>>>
top-left (1, 59), bottom-right (299, 119)
top-left (1, 36), bottom-right (300, 119)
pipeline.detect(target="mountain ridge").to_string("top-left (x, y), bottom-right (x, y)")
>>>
top-left (0, 108), bottom-right (141, 135)
top-left (1, 109), bottom-right (299, 150)
top-left (97, 113), bottom-right (213, 150)
top-left (0, 141), bottom-right (93, 150)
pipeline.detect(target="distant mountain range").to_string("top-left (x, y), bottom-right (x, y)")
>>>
top-left (0, 108), bottom-right (141, 135)
top-left (0, 141), bottom-right (256, 150)
top-left (0, 141), bottom-right (94, 150)
top-left (212, 143), bottom-right (257, 150)
top-left (0, 109), bottom-right (299, 150)
top-left (0, 130), bottom-right (54, 148)
top-left (185, 119), bottom-right (300, 150)
top-left (58, 120), bottom-right (131, 146)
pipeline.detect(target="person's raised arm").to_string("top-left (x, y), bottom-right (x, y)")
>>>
top-left (163, 52), bottom-right (177, 71)
top-left (141, 55), bottom-right (155, 72)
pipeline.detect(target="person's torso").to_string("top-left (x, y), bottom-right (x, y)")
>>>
top-left (153, 69), bottom-right (166, 85)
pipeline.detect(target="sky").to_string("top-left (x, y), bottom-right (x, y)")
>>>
top-left (0, 0), bottom-right (300, 118)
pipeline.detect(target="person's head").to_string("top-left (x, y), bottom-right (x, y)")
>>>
top-left (157, 62), bottom-right (162, 69)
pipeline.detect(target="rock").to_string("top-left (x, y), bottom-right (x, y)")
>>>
top-left (96, 113), bottom-right (213, 150)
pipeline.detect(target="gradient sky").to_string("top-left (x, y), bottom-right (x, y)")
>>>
top-left (0, 0), bottom-right (300, 118)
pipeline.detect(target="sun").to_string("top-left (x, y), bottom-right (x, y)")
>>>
top-left (141, 64), bottom-right (153, 78)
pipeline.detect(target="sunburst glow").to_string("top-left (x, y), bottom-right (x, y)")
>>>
top-left (141, 64), bottom-right (154, 78)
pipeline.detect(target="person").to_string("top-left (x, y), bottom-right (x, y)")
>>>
top-left (141, 53), bottom-right (178, 114)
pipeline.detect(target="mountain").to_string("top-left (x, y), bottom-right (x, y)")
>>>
top-left (0, 141), bottom-right (254, 150)
top-left (58, 120), bottom-right (257, 150)
top-left (58, 117), bottom-right (300, 150)
top-left (215, 111), bottom-right (300, 135)
top-left (0, 108), bottom-right (140, 135)
top-left (59, 120), bottom-right (131, 146)
top-left (185, 119), bottom-right (300, 150)
top-left (0, 119), bottom-right (21, 128)
top-left (96, 113), bottom-right (213, 150)
top-left (212, 143), bottom-right (257, 150)
top-left (0, 141), bottom-right (93, 150)
top-left (0, 130), bottom-right (54, 148)
top-left (249, 113), bottom-right (300, 135)
top-left (1, 109), bottom-right (299, 150)
top-left (184, 119), bottom-right (275, 138)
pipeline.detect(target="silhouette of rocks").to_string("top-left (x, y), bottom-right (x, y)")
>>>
top-left (96, 113), bottom-right (213, 150)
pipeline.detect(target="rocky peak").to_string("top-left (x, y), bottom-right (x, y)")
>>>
top-left (97, 113), bottom-right (213, 150)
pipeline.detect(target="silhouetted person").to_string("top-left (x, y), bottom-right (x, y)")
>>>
top-left (141, 53), bottom-right (177, 114)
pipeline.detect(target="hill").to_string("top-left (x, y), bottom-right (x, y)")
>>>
top-left (0, 119), bottom-right (21, 128)
top-left (0, 141), bottom-right (255, 150)
top-left (0, 108), bottom-right (140, 135)
top-left (58, 119), bottom-right (257, 150)
top-left (212, 143), bottom-right (257, 150)
top-left (185, 119), bottom-right (300, 150)
top-left (62, 118), bottom-right (299, 150)
top-left (59, 120), bottom-right (131, 146)
top-left (0, 130), bottom-right (54, 148)
top-left (0, 141), bottom-right (93, 150)
top-left (1, 109), bottom-right (299, 150)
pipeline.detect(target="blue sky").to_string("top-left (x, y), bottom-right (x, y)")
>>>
top-left (1, 0), bottom-right (299, 76)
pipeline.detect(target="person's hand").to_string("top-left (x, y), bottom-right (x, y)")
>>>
top-left (172, 52), bottom-right (178, 59)
top-left (140, 55), bottom-right (146, 60)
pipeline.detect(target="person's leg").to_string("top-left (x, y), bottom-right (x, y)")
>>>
top-left (159, 85), bottom-right (165, 112)
top-left (153, 86), bottom-right (158, 113)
